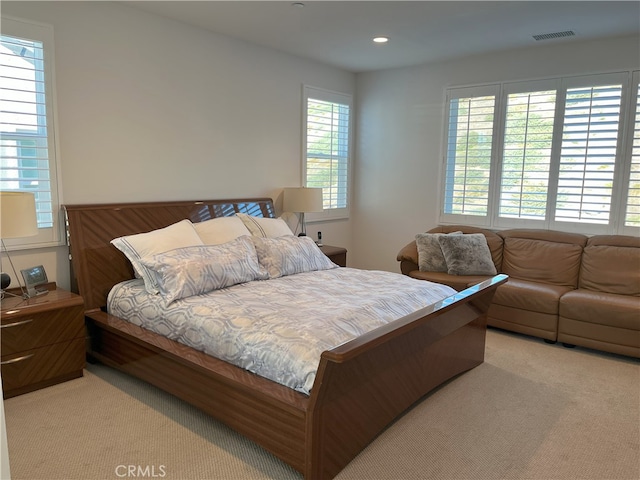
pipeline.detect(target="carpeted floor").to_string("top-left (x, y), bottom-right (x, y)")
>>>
top-left (3, 328), bottom-right (639, 480)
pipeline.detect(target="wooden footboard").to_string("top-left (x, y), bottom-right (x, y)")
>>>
top-left (84, 275), bottom-right (505, 479)
top-left (306, 274), bottom-right (506, 479)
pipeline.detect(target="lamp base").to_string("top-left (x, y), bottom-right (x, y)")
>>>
top-left (0, 272), bottom-right (10, 290)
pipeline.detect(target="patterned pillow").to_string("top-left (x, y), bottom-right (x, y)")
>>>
top-left (437, 233), bottom-right (497, 276)
top-left (140, 236), bottom-right (268, 305)
top-left (111, 219), bottom-right (204, 294)
top-left (252, 235), bottom-right (337, 279)
top-left (236, 213), bottom-right (293, 238)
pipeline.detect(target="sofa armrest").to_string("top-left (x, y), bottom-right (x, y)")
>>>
top-left (397, 241), bottom-right (419, 275)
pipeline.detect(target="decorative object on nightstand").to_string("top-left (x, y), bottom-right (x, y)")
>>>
top-left (0, 191), bottom-right (38, 299)
top-left (319, 244), bottom-right (347, 267)
top-left (20, 264), bottom-right (49, 297)
top-left (0, 283), bottom-right (85, 398)
top-left (283, 187), bottom-right (323, 236)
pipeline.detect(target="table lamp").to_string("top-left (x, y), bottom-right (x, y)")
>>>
top-left (1, 191), bottom-right (38, 299)
top-left (283, 187), bottom-right (323, 236)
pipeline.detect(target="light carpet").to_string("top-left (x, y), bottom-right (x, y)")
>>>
top-left (3, 328), bottom-right (639, 480)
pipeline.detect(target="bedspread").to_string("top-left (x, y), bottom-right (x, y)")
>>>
top-left (107, 268), bottom-right (456, 394)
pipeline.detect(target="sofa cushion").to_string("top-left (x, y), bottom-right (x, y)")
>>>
top-left (560, 290), bottom-right (640, 330)
top-left (491, 278), bottom-right (573, 315)
top-left (579, 235), bottom-right (640, 296)
top-left (408, 270), bottom-right (493, 292)
top-left (501, 237), bottom-right (583, 288)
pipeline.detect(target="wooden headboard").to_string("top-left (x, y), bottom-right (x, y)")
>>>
top-left (63, 198), bottom-right (275, 311)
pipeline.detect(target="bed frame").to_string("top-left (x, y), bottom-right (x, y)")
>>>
top-left (63, 198), bottom-right (507, 479)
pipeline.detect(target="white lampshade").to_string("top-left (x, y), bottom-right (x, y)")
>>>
top-left (0, 191), bottom-right (38, 239)
top-left (283, 187), bottom-right (324, 213)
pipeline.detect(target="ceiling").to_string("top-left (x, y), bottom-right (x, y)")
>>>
top-left (125, 1), bottom-right (640, 73)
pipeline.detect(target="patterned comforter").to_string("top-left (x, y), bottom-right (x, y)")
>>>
top-left (107, 268), bottom-right (456, 395)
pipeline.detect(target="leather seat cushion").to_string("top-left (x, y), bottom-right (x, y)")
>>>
top-left (492, 278), bottom-right (572, 315)
top-left (560, 290), bottom-right (640, 330)
top-left (501, 237), bottom-right (583, 288)
top-left (580, 237), bottom-right (640, 296)
top-left (408, 270), bottom-right (492, 292)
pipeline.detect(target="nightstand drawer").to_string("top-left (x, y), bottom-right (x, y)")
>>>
top-left (1, 304), bottom-right (84, 355)
top-left (1, 337), bottom-right (85, 397)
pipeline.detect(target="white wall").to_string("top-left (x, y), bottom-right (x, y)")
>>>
top-left (1, 1), bottom-right (356, 289)
top-left (2, 2), bottom-right (638, 283)
top-left (354, 34), bottom-right (640, 273)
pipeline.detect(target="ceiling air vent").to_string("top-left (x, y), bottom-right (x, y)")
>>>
top-left (533, 30), bottom-right (576, 41)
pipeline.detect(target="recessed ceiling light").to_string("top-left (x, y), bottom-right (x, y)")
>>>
top-left (373, 36), bottom-right (389, 44)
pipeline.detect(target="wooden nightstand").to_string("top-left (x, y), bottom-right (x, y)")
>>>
top-left (319, 245), bottom-right (347, 267)
top-left (1, 283), bottom-right (85, 399)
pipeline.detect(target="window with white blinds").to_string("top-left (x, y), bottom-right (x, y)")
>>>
top-left (443, 91), bottom-right (496, 217)
top-left (499, 89), bottom-right (556, 220)
top-left (555, 84), bottom-right (622, 225)
top-left (441, 72), bottom-right (638, 235)
top-left (0, 17), bottom-right (61, 248)
top-left (303, 86), bottom-right (351, 219)
top-left (624, 76), bottom-right (640, 229)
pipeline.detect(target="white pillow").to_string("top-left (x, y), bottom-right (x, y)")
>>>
top-left (193, 216), bottom-right (251, 245)
top-left (140, 236), bottom-right (268, 305)
top-left (236, 213), bottom-right (293, 238)
top-left (252, 235), bottom-right (337, 279)
top-left (110, 219), bottom-right (204, 294)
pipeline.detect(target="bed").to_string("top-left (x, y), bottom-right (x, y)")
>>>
top-left (63, 198), bottom-right (507, 479)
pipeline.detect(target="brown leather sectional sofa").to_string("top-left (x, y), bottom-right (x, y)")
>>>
top-left (397, 226), bottom-right (640, 358)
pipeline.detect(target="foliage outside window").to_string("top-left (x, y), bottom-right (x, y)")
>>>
top-left (303, 86), bottom-right (352, 220)
top-left (441, 71), bottom-right (640, 235)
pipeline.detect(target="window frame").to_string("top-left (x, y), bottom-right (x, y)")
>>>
top-left (439, 70), bottom-right (639, 236)
top-left (302, 85), bottom-right (352, 222)
top-left (0, 16), bottom-right (63, 250)
top-left (618, 70), bottom-right (640, 236)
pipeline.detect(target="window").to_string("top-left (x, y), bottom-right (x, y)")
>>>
top-left (623, 72), bottom-right (640, 231)
top-left (443, 86), bottom-right (497, 218)
top-left (0, 17), bottom-right (61, 248)
top-left (499, 87), bottom-right (556, 220)
top-left (303, 86), bottom-right (352, 219)
top-left (441, 72), bottom-right (638, 235)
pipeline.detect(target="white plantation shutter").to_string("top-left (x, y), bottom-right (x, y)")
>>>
top-left (499, 89), bottom-right (556, 220)
top-left (0, 17), bottom-right (61, 248)
top-left (441, 72), bottom-right (637, 234)
top-left (625, 78), bottom-right (640, 228)
top-left (442, 85), bottom-right (498, 219)
top-left (303, 86), bottom-right (351, 218)
top-left (554, 82), bottom-right (622, 225)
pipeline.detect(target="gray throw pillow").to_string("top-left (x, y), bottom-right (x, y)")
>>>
top-left (437, 233), bottom-right (497, 276)
top-left (415, 233), bottom-right (448, 272)
top-left (415, 231), bottom-right (463, 272)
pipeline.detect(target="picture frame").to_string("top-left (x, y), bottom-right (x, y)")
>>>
top-left (20, 265), bottom-right (49, 297)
